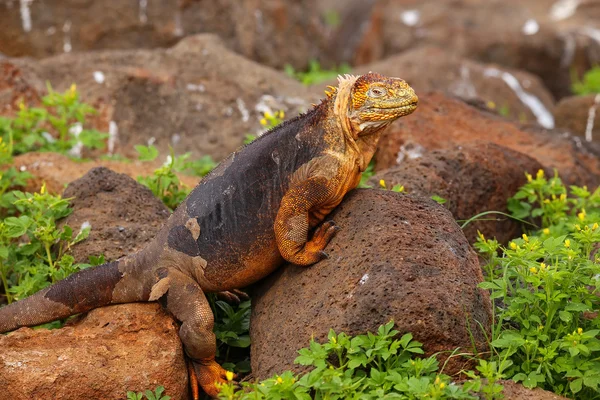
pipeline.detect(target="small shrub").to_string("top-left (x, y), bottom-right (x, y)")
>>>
top-left (0, 83), bottom-right (107, 157)
top-left (218, 321), bottom-right (502, 399)
top-left (476, 169), bottom-right (600, 398)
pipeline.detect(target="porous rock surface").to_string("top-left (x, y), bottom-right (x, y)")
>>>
top-left (328, 0), bottom-right (600, 100)
top-left (375, 92), bottom-right (600, 188)
top-left (0, 0), bottom-right (330, 70)
top-left (0, 303), bottom-right (187, 400)
top-left (370, 142), bottom-right (543, 244)
top-left (4, 34), bottom-right (318, 161)
top-left (500, 380), bottom-right (569, 400)
top-left (554, 94), bottom-right (600, 142)
top-left (251, 189), bottom-right (492, 379)
top-left (60, 167), bottom-right (170, 263)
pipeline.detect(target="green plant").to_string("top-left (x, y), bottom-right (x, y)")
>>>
top-left (475, 169), bottom-right (600, 398)
top-left (211, 298), bottom-right (251, 373)
top-left (126, 386), bottom-right (171, 400)
top-left (218, 321), bottom-right (499, 399)
top-left (377, 178), bottom-right (405, 193)
top-left (0, 184), bottom-right (92, 305)
top-left (572, 66), bottom-right (600, 96)
top-left (0, 83), bottom-right (107, 157)
top-left (135, 145), bottom-right (216, 211)
top-left (285, 60), bottom-right (351, 86)
top-left (358, 160), bottom-right (376, 189)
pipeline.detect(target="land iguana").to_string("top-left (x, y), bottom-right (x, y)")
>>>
top-left (0, 73), bottom-right (418, 398)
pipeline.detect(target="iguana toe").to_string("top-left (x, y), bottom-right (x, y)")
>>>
top-left (215, 289), bottom-right (250, 304)
top-left (192, 359), bottom-right (235, 398)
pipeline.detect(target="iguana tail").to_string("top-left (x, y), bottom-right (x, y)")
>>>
top-left (0, 254), bottom-right (150, 333)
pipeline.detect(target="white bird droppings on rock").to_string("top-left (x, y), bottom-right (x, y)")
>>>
top-left (236, 98), bottom-right (250, 123)
top-left (19, 0), bottom-right (33, 33)
top-left (484, 68), bottom-right (555, 129)
top-left (108, 121), bottom-right (118, 155)
top-left (549, 0), bottom-right (581, 21)
top-left (522, 19), bottom-right (539, 35)
top-left (359, 274), bottom-right (369, 285)
top-left (62, 20), bottom-right (72, 53)
top-left (400, 10), bottom-right (420, 26)
top-left (93, 71), bottom-right (105, 84)
top-left (139, 0), bottom-right (148, 24)
top-left (584, 94), bottom-right (600, 143)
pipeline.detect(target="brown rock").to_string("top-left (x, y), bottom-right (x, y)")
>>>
top-left (0, 303), bottom-right (187, 400)
top-left (554, 94), bottom-right (600, 142)
top-left (60, 167), bottom-right (170, 263)
top-left (330, 0), bottom-right (600, 100)
top-left (251, 189), bottom-right (492, 379)
top-left (0, 61), bottom-right (43, 115)
top-left (499, 380), bottom-right (570, 400)
top-left (369, 142), bottom-right (543, 244)
top-left (8, 34), bottom-right (318, 162)
top-left (375, 92), bottom-right (600, 188)
top-left (0, 0), bottom-right (329, 70)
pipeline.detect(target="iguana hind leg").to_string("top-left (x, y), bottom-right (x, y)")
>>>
top-left (158, 269), bottom-right (232, 398)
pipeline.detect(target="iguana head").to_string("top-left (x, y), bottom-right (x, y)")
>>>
top-left (329, 72), bottom-right (418, 137)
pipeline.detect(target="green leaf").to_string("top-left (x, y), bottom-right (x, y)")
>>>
top-left (4, 216), bottom-right (32, 237)
top-left (431, 195), bottom-right (446, 204)
top-left (135, 144), bottom-right (159, 161)
top-left (570, 377), bottom-right (583, 393)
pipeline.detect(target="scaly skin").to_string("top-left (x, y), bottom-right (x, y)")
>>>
top-left (0, 73), bottom-right (418, 397)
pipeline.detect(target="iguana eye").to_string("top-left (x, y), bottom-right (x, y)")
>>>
top-left (367, 87), bottom-right (386, 97)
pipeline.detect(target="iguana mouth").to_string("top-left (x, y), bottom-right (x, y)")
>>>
top-left (371, 101), bottom-right (418, 111)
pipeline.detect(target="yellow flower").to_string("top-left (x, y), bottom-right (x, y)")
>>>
top-left (440, 382), bottom-right (446, 389)
top-left (264, 111), bottom-right (272, 119)
top-left (593, 223), bottom-right (599, 230)
top-left (487, 101), bottom-right (496, 109)
top-left (379, 179), bottom-right (386, 189)
top-left (276, 376), bottom-right (283, 384)
top-left (477, 231), bottom-right (485, 241)
top-left (540, 262), bottom-right (546, 270)
top-left (543, 228), bottom-right (550, 235)
top-left (565, 239), bottom-right (571, 248)
top-left (509, 242), bottom-right (518, 250)
top-left (226, 371), bottom-right (234, 381)
top-left (560, 193), bottom-right (567, 201)
top-left (575, 224), bottom-right (581, 231)
top-left (279, 110), bottom-right (285, 118)
top-left (578, 327), bottom-right (583, 335)
top-left (435, 376), bottom-right (440, 385)
top-left (578, 209), bottom-right (586, 221)
top-left (70, 83), bottom-right (77, 93)
top-left (530, 267), bottom-right (538, 274)
top-left (522, 234), bottom-right (529, 242)
top-left (260, 118), bottom-right (267, 126)
top-left (526, 172), bottom-right (533, 182)
top-left (536, 169), bottom-right (544, 179)
top-left (543, 199), bottom-right (550, 204)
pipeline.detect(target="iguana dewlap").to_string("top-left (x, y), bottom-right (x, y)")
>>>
top-left (0, 73), bottom-right (417, 397)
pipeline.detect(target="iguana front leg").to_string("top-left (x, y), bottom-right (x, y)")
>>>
top-left (274, 174), bottom-right (341, 265)
top-left (155, 268), bottom-right (230, 398)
